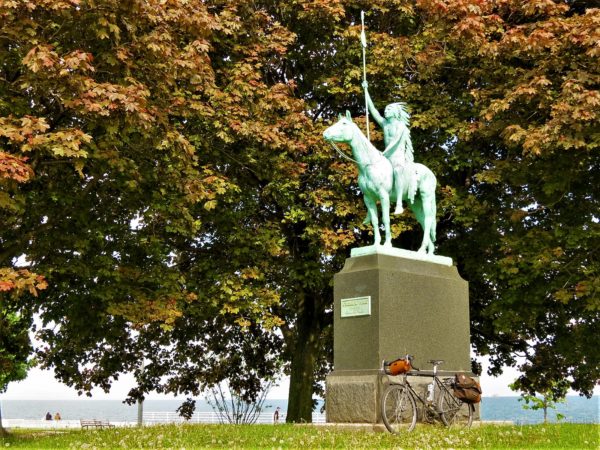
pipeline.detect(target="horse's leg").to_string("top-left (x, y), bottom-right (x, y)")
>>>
top-left (420, 174), bottom-right (437, 254)
top-left (410, 196), bottom-right (430, 254)
top-left (393, 167), bottom-right (404, 215)
top-left (363, 194), bottom-right (381, 245)
top-left (422, 190), bottom-right (437, 254)
top-left (415, 190), bottom-right (437, 254)
top-left (379, 190), bottom-right (392, 246)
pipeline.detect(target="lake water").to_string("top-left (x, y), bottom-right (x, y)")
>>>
top-left (1, 396), bottom-right (597, 424)
top-left (478, 396), bottom-right (598, 424)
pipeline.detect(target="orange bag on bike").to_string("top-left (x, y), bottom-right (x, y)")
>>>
top-left (453, 373), bottom-right (482, 404)
top-left (384, 357), bottom-right (412, 375)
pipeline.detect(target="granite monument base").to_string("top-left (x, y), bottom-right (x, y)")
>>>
top-left (326, 249), bottom-right (473, 424)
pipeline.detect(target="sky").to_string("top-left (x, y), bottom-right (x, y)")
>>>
top-left (7, 357), bottom-right (591, 401)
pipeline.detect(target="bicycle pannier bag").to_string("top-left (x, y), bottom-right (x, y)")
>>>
top-left (453, 373), bottom-right (482, 404)
top-left (384, 357), bottom-right (412, 376)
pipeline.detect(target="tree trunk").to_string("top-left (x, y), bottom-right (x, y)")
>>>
top-left (285, 293), bottom-right (323, 423)
top-left (0, 400), bottom-right (6, 436)
top-left (286, 328), bottom-right (319, 422)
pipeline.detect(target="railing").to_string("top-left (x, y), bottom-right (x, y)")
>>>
top-left (142, 411), bottom-right (326, 424)
top-left (1, 419), bottom-right (133, 429)
top-left (2, 412), bottom-right (327, 428)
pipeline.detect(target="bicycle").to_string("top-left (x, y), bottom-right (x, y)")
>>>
top-left (380, 355), bottom-right (474, 433)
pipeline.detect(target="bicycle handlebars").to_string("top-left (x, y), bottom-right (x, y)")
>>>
top-left (382, 355), bottom-right (447, 374)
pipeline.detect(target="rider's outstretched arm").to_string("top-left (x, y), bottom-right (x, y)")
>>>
top-left (362, 81), bottom-right (384, 127)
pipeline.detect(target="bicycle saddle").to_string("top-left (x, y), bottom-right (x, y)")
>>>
top-left (428, 359), bottom-right (445, 366)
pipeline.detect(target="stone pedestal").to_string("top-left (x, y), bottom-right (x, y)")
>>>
top-left (326, 250), bottom-right (471, 423)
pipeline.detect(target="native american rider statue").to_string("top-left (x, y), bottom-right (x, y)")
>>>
top-left (362, 81), bottom-right (417, 215)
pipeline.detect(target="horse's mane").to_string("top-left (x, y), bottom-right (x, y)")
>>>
top-left (349, 120), bottom-right (382, 156)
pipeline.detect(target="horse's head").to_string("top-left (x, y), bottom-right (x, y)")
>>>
top-left (323, 110), bottom-right (355, 144)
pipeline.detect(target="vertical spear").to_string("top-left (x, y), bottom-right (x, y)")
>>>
top-left (360, 10), bottom-right (370, 141)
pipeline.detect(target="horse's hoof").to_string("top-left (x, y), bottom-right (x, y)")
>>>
top-left (394, 207), bottom-right (404, 215)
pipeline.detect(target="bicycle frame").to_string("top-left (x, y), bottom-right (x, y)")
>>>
top-left (389, 372), bottom-right (451, 422)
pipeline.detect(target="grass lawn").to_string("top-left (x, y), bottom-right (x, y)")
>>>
top-left (1, 423), bottom-right (598, 449)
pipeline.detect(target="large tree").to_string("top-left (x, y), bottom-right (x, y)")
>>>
top-left (1, 0), bottom-right (598, 424)
top-left (0, 0), bottom-right (354, 422)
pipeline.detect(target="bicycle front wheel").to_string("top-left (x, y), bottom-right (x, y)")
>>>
top-left (438, 381), bottom-right (473, 427)
top-left (381, 385), bottom-right (417, 433)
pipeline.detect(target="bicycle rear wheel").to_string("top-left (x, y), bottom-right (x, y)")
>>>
top-left (438, 380), bottom-right (473, 427)
top-left (381, 385), bottom-right (417, 433)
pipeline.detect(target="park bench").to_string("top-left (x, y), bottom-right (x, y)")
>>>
top-left (80, 419), bottom-right (115, 429)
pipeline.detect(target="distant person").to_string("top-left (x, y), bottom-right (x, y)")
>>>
top-left (54, 412), bottom-right (62, 420)
top-left (45, 412), bottom-right (52, 420)
top-left (273, 407), bottom-right (280, 424)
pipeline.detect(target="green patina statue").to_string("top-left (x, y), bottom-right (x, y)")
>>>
top-left (323, 12), bottom-right (438, 254)
top-left (323, 110), bottom-right (437, 254)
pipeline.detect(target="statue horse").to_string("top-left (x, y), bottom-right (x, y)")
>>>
top-left (323, 111), bottom-right (437, 254)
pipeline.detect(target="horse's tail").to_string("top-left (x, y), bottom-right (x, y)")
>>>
top-left (430, 201), bottom-right (437, 243)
